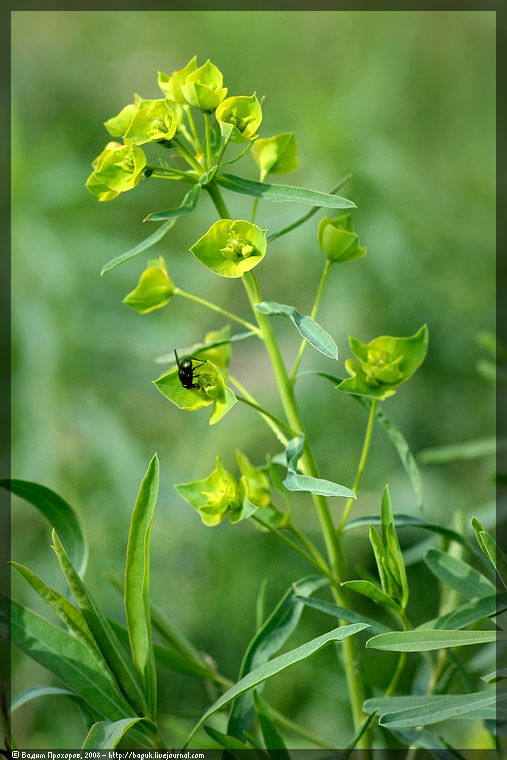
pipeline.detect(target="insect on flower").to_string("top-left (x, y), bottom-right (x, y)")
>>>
top-left (174, 350), bottom-right (208, 389)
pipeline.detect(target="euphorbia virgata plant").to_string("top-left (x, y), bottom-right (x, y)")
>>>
top-left (3, 56), bottom-right (503, 754)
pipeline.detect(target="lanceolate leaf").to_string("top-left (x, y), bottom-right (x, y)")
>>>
top-left (418, 592), bottom-right (507, 631)
top-left (144, 183), bottom-right (201, 222)
top-left (11, 685), bottom-right (77, 714)
top-left (253, 691), bottom-right (290, 757)
top-left (341, 580), bottom-right (402, 613)
top-left (418, 437), bottom-right (497, 465)
top-left (255, 301), bottom-right (338, 360)
top-left (294, 594), bottom-right (392, 635)
top-left (424, 548), bottom-right (496, 600)
top-left (389, 727), bottom-right (454, 751)
top-left (377, 691), bottom-right (503, 728)
top-left (366, 629), bottom-right (502, 652)
top-left (2, 595), bottom-right (133, 721)
top-left (51, 531), bottom-right (149, 716)
top-left (124, 454), bottom-right (159, 718)
top-left (471, 516), bottom-right (507, 589)
top-left (282, 435), bottom-right (356, 499)
top-left (204, 726), bottom-right (253, 752)
top-left (100, 219), bottom-right (177, 275)
top-left (82, 717), bottom-right (149, 749)
top-left (186, 624), bottom-right (368, 746)
top-left (228, 575), bottom-right (326, 739)
top-left (216, 173), bottom-right (356, 208)
top-left (1, 479), bottom-right (87, 577)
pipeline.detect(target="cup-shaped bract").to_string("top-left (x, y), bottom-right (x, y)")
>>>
top-left (122, 99), bottom-right (178, 145)
top-left (337, 325), bottom-right (429, 400)
top-left (216, 94), bottom-right (262, 144)
top-left (153, 358), bottom-right (237, 425)
top-left (318, 215), bottom-right (366, 264)
top-left (122, 257), bottom-right (175, 314)
top-left (180, 60), bottom-right (227, 112)
top-left (190, 219), bottom-right (267, 278)
top-left (158, 56), bottom-right (197, 104)
top-left (236, 450), bottom-right (271, 508)
top-left (175, 456), bottom-right (239, 526)
top-left (252, 132), bottom-right (299, 180)
top-left (86, 142), bottom-right (147, 202)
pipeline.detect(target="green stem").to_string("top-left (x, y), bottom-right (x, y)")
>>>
top-left (290, 259), bottom-right (331, 381)
top-left (250, 196), bottom-right (260, 223)
top-left (286, 521), bottom-right (328, 570)
top-left (150, 172), bottom-right (188, 182)
top-left (184, 105), bottom-right (203, 155)
top-left (215, 134), bottom-right (232, 169)
top-left (175, 288), bottom-right (260, 334)
top-left (173, 137), bottom-right (204, 174)
top-left (227, 373), bottom-right (288, 446)
top-left (268, 173), bottom-right (353, 243)
top-left (269, 708), bottom-right (335, 750)
top-left (338, 398), bottom-right (377, 533)
top-left (204, 112), bottom-right (213, 169)
top-left (205, 182), bottom-right (231, 218)
top-left (146, 164), bottom-right (197, 179)
top-left (385, 652), bottom-right (406, 696)
top-left (208, 183), bottom-right (368, 746)
top-left (235, 395), bottom-right (295, 438)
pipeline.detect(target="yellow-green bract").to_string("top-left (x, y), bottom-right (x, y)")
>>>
top-left (318, 214), bottom-right (366, 264)
top-left (252, 132), bottom-right (299, 180)
top-left (153, 358), bottom-right (237, 425)
top-left (158, 56), bottom-right (198, 104)
top-left (180, 59), bottom-right (227, 112)
top-left (86, 142), bottom-right (146, 202)
top-left (123, 257), bottom-right (174, 314)
top-left (190, 219), bottom-right (267, 278)
top-left (216, 94), bottom-right (262, 144)
top-left (337, 325), bottom-right (429, 400)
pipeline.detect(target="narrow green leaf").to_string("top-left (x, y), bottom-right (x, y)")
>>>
top-left (51, 531), bottom-right (148, 716)
top-left (216, 173), bottom-right (356, 208)
top-left (82, 717), bottom-right (148, 749)
top-left (124, 454), bottom-right (159, 718)
top-left (378, 690), bottom-right (503, 728)
top-left (368, 526), bottom-right (390, 594)
top-left (366, 629), bottom-right (502, 652)
top-left (418, 592), bottom-right (507, 630)
top-left (144, 183), bottom-right (201, 222)
top-left (471, 517), bottom-right (507, 588)
top-left (424, 548), bottom-right (496, 600)
top-left (228, 575), bottom-right (326, 739)
top-left (294, 594), bottom-right (391, 635)
top-left (1, 479), bottom-right (87, 576)
top-left (256, 578), bottom-right (268, 631)
top-left (282, 435), bottom-right (355, 499)
top-left (418, 437), bottom-right (497, 465)
top-left (482, 668), bottom-right (507, 683)
top-left (389, 727), bottom-right (450, 751)
top-left (11, 685), bottom-right (76, 714)
top-left (253, 690), bottom-right (290, 757)
top-left (255, 301), bottom-right (337, 359)
top-left (204, 726), bottom-right (252, 751)
top-left (341, 580), bottom-right (402, 613)
top-left (100, 219), bottom-right (177, 276)
top-left (186, 624), bottom-right (368, 746)
top-left (11, 562), bottom-right (98, 651)
top-left (155, 330), bottom-right (257, 364)
top-left (2, 595), bottom-right (133, 721)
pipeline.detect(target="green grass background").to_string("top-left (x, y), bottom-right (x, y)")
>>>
top-left (11, 10), bottom-right (495, 750)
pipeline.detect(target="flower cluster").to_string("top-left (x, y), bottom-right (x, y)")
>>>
top-left (175, 451), bottom-right (270, 526)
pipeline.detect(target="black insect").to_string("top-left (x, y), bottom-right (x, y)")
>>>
top-left (174, 350), bottom-right (208, 390)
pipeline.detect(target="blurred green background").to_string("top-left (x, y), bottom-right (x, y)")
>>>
top-left (11, 10), bottom-right (496, 750)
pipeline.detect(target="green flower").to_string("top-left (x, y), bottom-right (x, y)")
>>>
top-left (158, 56), bottom-right (198, 104)
top-left (190, 219), bottom-right (267, 278)
top-left (180, 60), bottom-right (227, 112)
top-left (236, 450), bottom-right (270, 508)
top-left (85, 142), bottom-right (146, 202)
top-left (318, 215), bottom-right (366, 264)
top-left (154, 358), bottom-right (237, 425)
top-left (175, 456), bottom-right (239, 526)
top-left (252, 132), bottom-right (298, 181)
top-left (337, 325), bottom-right (429, 400)
top-left (216, 94), bottom-right (262, 144)
top-left (122, 257), bottom-right (175, 314)
top-left (122, 99), bottom-right (178, 145)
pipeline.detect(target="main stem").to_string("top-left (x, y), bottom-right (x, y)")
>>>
top-left (209, 185), bottom-right (368, 747)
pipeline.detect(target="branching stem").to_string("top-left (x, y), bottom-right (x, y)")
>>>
top-left (175, 288), bottom-right (260, 334)
top-left (338, 398), bottom-right (377, 533)
top-left (290, 259), bottom-right (331, 380)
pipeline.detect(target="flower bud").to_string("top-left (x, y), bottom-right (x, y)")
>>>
top-left (236, 451), bottom-right (270, 508)
top-left (122, 257), bottom-right (175, 314)
top-left (337, 325), bottom-right (428, 400)
top-left (175, 456), bottom-right (239, 526)
top-left (216, 94), bottom-right (262, 144)
top-left (190, 219), bottom-right (267, 278)
top-left (180, 60), bottom-right (227, 112)
top-left (158, 56), bottom-right (198, 104)
top-left (86, 142), bottom-right (146, 202)
top-left (318, 215), bottom-right (366, 264)
top-left (154, 357), bottom-right (237, 425)
top-left (252, 132), bottom-right (298, 180)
